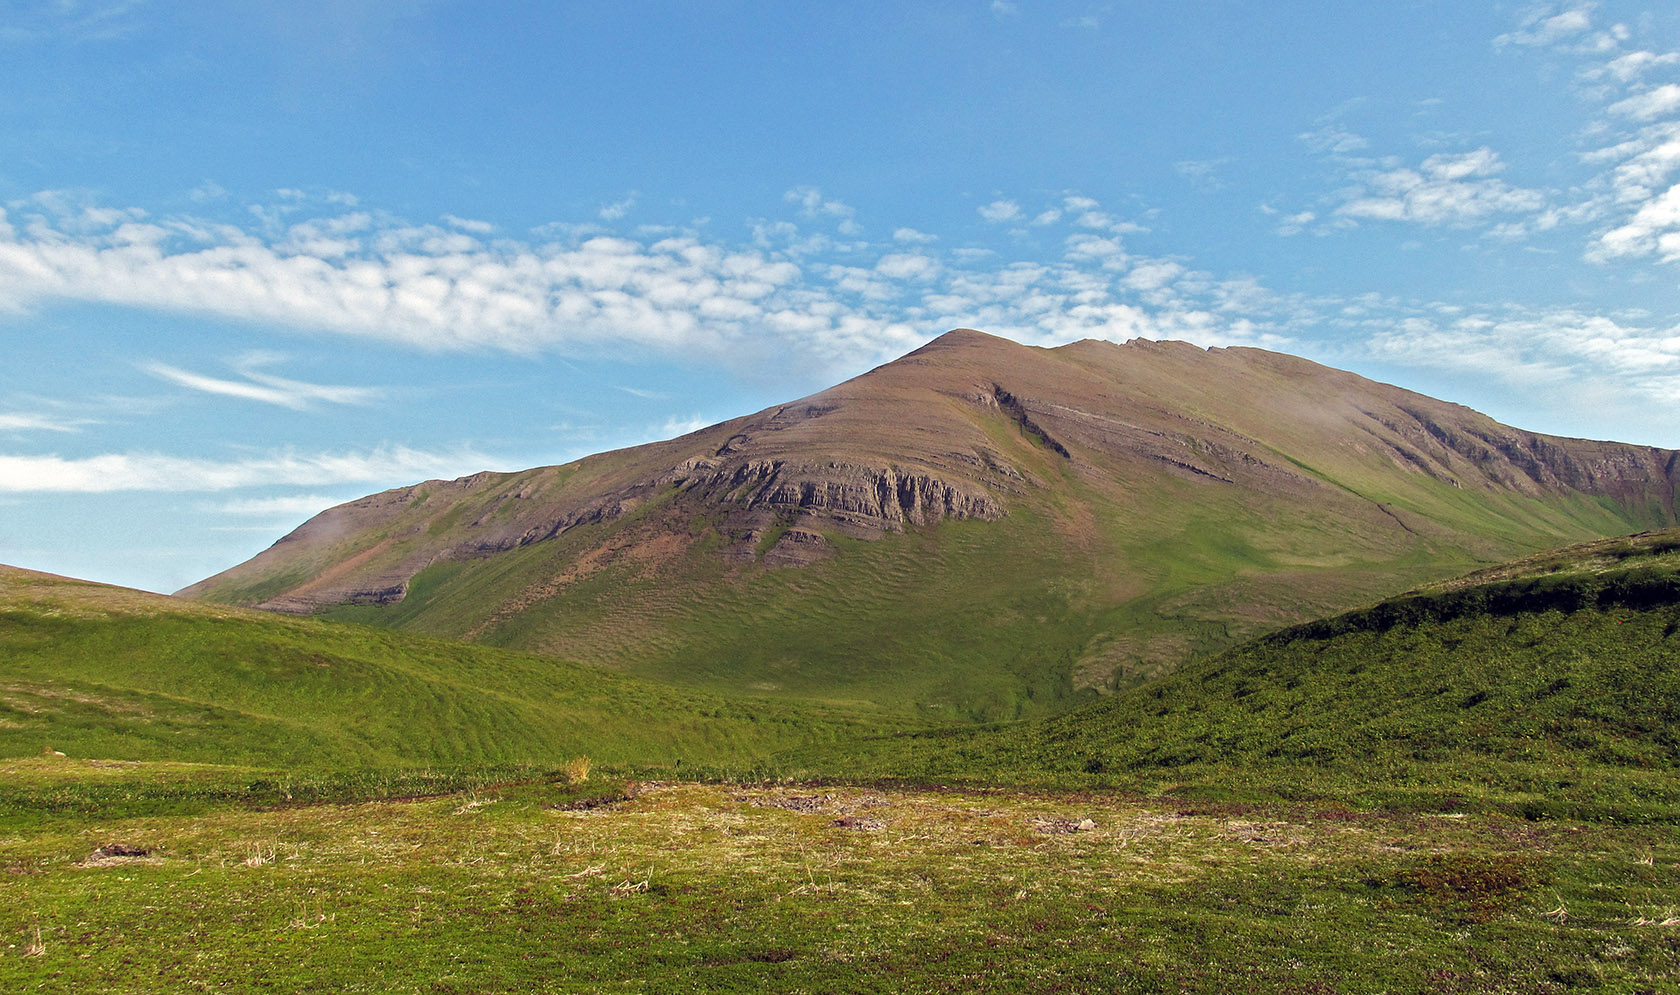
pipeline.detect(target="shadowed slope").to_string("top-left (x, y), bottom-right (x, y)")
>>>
top-left (181, 330), bottom-right (1680, 719)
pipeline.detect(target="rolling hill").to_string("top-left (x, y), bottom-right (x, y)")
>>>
top-left (0, 565), bottom-right (902, 770)
top-left (182, 329), bottom-right (1680, 720)
top-left (796, 528), bottom-right (1680, 820)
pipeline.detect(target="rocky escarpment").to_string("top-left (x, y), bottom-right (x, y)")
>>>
top-left (1361, 406), bottom-right (1680, 508)
top-left (220, 452), bottom-right (1008, 612)
top-left (670, 458), bottom-right (1004, 528)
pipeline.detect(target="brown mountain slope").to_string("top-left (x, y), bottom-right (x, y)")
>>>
top-left (182, 329), bottom-right (1679, 718)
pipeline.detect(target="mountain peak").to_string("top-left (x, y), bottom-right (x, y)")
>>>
top-left (182, 329), bottom-right (1680, 717)
top-left (904, 327), bottom-right (1024, 357)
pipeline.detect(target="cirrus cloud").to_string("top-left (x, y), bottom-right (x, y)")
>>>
top-left (0, 444), bottom-right (498, 493)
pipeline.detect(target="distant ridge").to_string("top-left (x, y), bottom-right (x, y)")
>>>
top-left (181, 329), bottom-right (1680, 719)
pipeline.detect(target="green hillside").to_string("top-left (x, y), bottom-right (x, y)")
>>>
top-left (790, 529), bottom-right (1680, 821)
top-left (187, 332), bottom-right (1680, 723)
top-left (0, 566), bottom-right (903, 773)
top-left (321, 479), bottom-right (1653, 725)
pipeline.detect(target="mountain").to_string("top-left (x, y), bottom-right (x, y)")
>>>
top-left (181, 329), bottom-right (1680, 719)
top-left (794, 527), bottom-right (1680, 821)
top-left (0, 565), bottom-right (897, 769)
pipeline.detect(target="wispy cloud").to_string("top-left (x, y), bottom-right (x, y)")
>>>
top-left (0, 445), bottom-right (497, 493)
top-left (0, 412), bottom-right (88, 432)
top-left (213, 494), bottom-right (350, 517)
top-left (598, 194), bottom-right (637, 222)
top-left (977, 199), bottom-right (1021, 223)
top-left (1609, 84), bottom-right (1680, 122)
top-left (784, 186), bottom-right (859, 234)
top-left (658, 414), bottom-right (711, 438)
top-left (1350, 303), bottom-right (1680, 399)
top-left (0, 0), bottom-right (148, 44)
top-left (1175, 157), bottom-right (1235, 193)
top-left (441, 214), bottom-right (495, 235)
top-left (1485, 5), bottom-right (1680, 265)
top-left (140, 358), bottom-right (384, 410)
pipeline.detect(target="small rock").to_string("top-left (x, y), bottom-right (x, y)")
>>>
top-left (1076, 818), bottom-right (1097, 831)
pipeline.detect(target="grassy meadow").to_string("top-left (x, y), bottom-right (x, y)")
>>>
top-left (6, 531), bottom-right (1680, 990)
top-left (0, 565), bottom-right (906, 773)
top-left (4, 765), bottom-right (1678, 993)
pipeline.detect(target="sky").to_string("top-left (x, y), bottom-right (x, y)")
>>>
top-left (2, 1), bottom-right (1680, 593)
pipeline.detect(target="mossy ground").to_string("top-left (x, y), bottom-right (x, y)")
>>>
top-left (4, 762), bottom-right (1677, 994)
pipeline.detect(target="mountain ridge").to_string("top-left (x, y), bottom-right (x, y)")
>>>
top-left (180, 329), bottom-right (1680, 717)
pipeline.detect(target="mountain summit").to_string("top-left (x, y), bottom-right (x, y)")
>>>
top-left (182, 330), bottom-right (1680, 718)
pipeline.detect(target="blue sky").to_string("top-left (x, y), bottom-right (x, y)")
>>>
top-left (2, 1), bottom-right (1679, 592)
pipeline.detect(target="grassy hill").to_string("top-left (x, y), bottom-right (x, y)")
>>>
top-left (788, 529), bottom-right (1680, 821)
top-left (0, 565), bottom-right (905, 775)
top-left (182, 330), bottom-right (1680, 721)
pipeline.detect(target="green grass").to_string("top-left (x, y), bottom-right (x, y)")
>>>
top-left (3, 767), bottom-right (1677, 993)
top-left (0, 567), bottom-right (909, 773)
top-left (9, 533), bottom-right (1680, 989)
top-left (786, 530), bottom-right (1680, 823)
top-left (325, 477), bottom-right (1647, 724)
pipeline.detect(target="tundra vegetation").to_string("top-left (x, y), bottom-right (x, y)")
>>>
top-left (4, 532), bottom-right (1680, 991)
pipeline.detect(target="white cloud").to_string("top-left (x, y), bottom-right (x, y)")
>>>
top-left (0, 445), bottom-right (497, 493)
top-left (0, 199), bottom-right (868, 360)
top-left (1298, 125), bottom-right (1369, 157)
top-left (1357, 304), bottom-right (1680, 398)
top-left (141, 360), bottom-right (384, 410)
top-left (1175, 157), bottom-right (1234, 192)
top-left (1122, 261), bottom-right (1184, 292)
top-left (977, 199), bottom-right (1021, 223)
top-left (1495, 5), bottom-right (1594, 49)
top-left (1594, 122), bottom-right (1680, 204)
top-left (892, 227), bottom-right (936, 244)
top-left (1592, 182), bottom-right (1680, 261)
top-left (0, 412), bottom-right (86, 432)
top-left (1333, 148), bottom-right (1547, 227)
top-left (989, 1), bottom-right (1018, 17)
top-left (659, 415), bottom-right (710, 438)
top-left (1609, 84), bottom-right (1680, 122)
top-left (214, 494), bottom-right (348, 517)
top-left (1603, 50), bottom-right (1680, 82)
top-left (875, 252), bottom-right (938, 281)
top-left (441, 214), bottom-right (495, 234)
top-left (784, 187), bottom-right (858, 233)
top-left (598, 195), bottom-right (637, 222)
top-left (1275, 210), bottom-right (1317, 236)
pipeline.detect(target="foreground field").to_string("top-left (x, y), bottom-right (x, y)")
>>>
top-left (3, 759), bottom-right (1678, 994)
